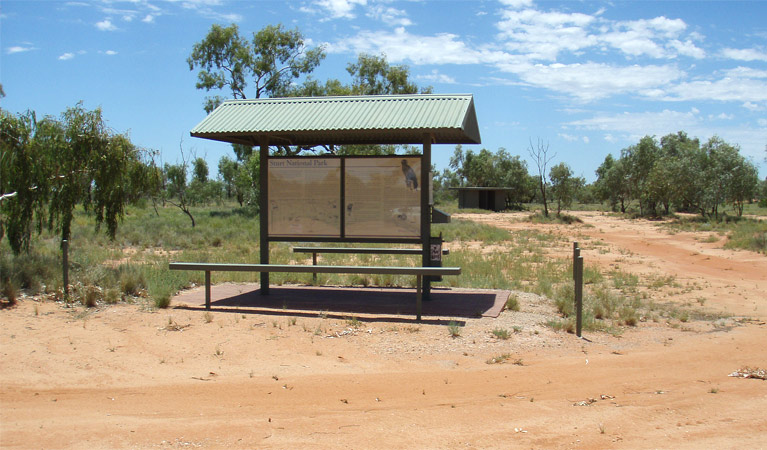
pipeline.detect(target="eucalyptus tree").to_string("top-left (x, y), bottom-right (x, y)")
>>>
top-left (728, 156), bottom-right (759, 216)
top-left (621, 135), bottom-right (661, 215)
top-left (0, 110), bottom-right (47, 253)
top-left (549, 162), bottom-right (584, 215)
top-left (189, 24), bottom-right (431, 158)
top-left (163, 159), bottom-right (195, 227)
top-left (657, 132), bottom-right (701, 214)
top-left (346, 53), bottom-right (431, 96)
top-left (192, 157), bottom-right (209, 183)
top-left (188, 23), bottom-right (325, 113)
top-left (0, 104), bottom-right (151, 254)
top-left (698, 136), bottom-right (758, 219)
top-left (495, 149), bottom-right (535, 207)
top-left (645, 162), bottom-right (675, 215)
top-left (594, 154), bottom-right (632, 213)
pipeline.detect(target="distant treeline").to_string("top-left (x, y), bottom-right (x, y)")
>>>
top-left (433, 132), bottom-right (764, 219)
top-left (3, 101), bottom-right (765, 257)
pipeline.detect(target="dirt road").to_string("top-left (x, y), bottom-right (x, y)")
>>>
top-left (2, 212), bottom-right (765, 449)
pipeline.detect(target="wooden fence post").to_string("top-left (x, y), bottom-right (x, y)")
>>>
top-left (572, 241), bottom-right (579, 280)
top-left (62, 240), bottom-right (69, 299)
top-left (575, 255), bottom-right (583, 338)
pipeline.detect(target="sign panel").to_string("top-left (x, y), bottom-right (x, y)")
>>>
top-left (345, 157), bottom-right (421, 238)
top-left (268, 158), bottom-right (341, 238)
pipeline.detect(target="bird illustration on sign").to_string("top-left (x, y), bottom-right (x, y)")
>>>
top-left (401, 159), bottom-right (418, 190)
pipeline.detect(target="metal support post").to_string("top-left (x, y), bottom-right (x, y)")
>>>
top-left (205, 271), bottom-right (211, 310)
top-left (312, 252), bottom-right (318, 284)
top-left (259, 138), bottom-right (270, 294)
top-left (421, 134), bottom-right (432, 299)
top-left (416, 274), bottom-right (422, 322)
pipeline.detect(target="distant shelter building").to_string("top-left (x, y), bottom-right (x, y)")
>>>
top-left (452, 187), bottom-right (512, 212)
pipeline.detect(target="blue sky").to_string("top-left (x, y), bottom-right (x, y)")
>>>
top-left (2, 0), bottom-right (766, 182)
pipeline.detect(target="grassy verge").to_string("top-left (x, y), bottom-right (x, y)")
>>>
top-left (0, 202), bottom-right (734, 333)
top-left (662, 215), bottom-right (767, 254)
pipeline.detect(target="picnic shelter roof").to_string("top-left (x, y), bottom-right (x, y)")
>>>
top-left (190, 94), bottom-right (481, 147)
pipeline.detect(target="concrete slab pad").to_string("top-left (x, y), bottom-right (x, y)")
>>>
top-left (172, 284), bottom-right (509, 320)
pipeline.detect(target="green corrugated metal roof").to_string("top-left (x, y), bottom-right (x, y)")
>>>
top-left (190, 94), bottom-right (481, 147)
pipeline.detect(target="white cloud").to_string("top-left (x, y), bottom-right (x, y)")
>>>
top-left (418, 70), bottom-right (457, 84)
top-left (171, 0), bottom-right (242, 22)
top-left (600, 29), bottom-right (666, 58)
top-left (494, 5), bottom-right (701, 61)
top-left (105, 50), bottom-right (118, 55)
top-left (366, 5), bottom-right (411, 27)
top-left (558, 132), bottom-right (591, 144)
top-left (59, 52), bottom-right (75, 61)
top-left (177, 0), bottom-right (225, 8)
top-left (328, 27), bottom-right (497, 65)
top-left (496, 8), bottom-right (597, 60)
top-left (96, 19), bottom-right (117, 31)
top-left (598, 17), bottom-right (691, 59)
top-left (6, 45), bottom-right (35, 54)
top-left (315, 0), bottom-right (366, 20)
top-left (495, 61), bottom-right (685, 102)
top-left (564, 108), bottom-right (767, 162)
top-left (499, 0), bottom-right (535, 9)
top-left (558, 133), bottom-right (581, 142)
top-left (668, 39), bottom-right (705, 59)
top-left (324, 3), bottom-right (759, 106)
top-left (215, 12), bottom-right (242, 22)
top-left (566, 109), bottom-right (701, 138)
top-left (142, 14), bottom-right (155, 23)
top-left (662, 67), bottom-right (767, 103)
top-left (721, 47), bottom-right (767, 62)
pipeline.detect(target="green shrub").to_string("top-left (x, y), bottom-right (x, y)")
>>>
top-left (1, 279), bottom-right (17, 305)
top-left (119, 265), bottom-right (146, 296)
top-left (153, 292), bottom-right (171, 309)
top-left (505, 293), bottom-right (520, 311)
top-left (104, 288), bottom-right (120, 304)
top-left (492, 328), bottom-right (510, 340)
top-left (554, 282), bottom-right (574, 317)
top-left (547, 318), bottom-right (574, 334)
top-left (618, 305), bottom-right (638, 326)
top-left (0, 250), bottom-right (60, 293)
top-left (82, 285), bottom-right (101, 307)
top-left (447, 321), bottom-right (462, 337)
top-left (591, 286), bottom-right (617, 320)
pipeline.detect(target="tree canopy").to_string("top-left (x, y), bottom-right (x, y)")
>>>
top-left (594, 132), bottom-right (759, 219)
top-left (0, 104), bottom-right (156, 254)
top-left (187, 23), bottom-right (325, 113)
top-left (190, 24), bottom-right (432, 160)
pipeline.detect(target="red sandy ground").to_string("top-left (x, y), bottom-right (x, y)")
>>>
top-left (1, 211), bottom-right (765, 449)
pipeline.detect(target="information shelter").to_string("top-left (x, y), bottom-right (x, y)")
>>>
top-left (190, 94), bottom-right (481, 296)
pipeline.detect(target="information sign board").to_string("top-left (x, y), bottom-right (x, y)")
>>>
top-left (267, 158), bottom-right (341, 238)
top-left (345, 157), bottom-right (421, 238)
top-left (267, 156), bottom-right (421, 240)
